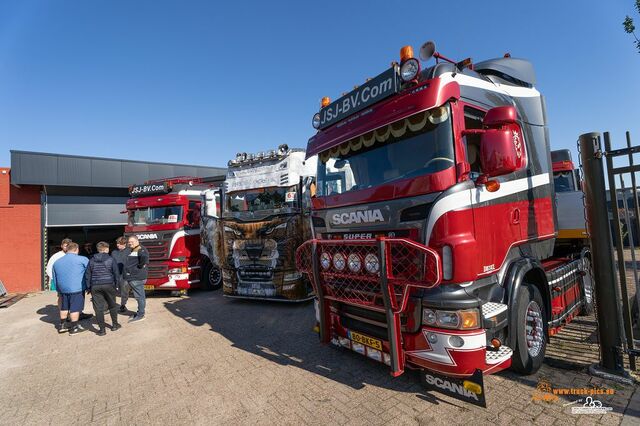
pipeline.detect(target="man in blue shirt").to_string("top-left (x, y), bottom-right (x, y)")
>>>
top-left (53, 242), bottom-right (89, 335)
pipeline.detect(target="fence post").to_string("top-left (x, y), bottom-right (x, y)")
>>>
top-left (579, 132), bottom-right (625, 373)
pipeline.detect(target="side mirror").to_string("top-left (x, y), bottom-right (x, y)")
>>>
top-left (480, 129), bottom-right (520, 177)
top-left (203, 190), bottom-right (219, 218)
top-left (483, 105), bottom-right (517, 128)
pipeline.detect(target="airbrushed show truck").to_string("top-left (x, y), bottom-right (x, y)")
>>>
top-left (125, 177), bottom-right (223, 294)
top-left (212, 145), bottom-right (317, 301)
top-left (296, 41), bottom-right (592, 406)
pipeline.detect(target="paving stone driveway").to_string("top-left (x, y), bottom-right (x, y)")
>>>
top-left (0, 291), bottom-right (638, 425)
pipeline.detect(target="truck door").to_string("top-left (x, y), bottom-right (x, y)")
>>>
top-left (464, 106), bottom-right (521, 275)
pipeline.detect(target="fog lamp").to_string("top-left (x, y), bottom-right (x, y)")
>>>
top-left (449, 335), bottom-right (465, 348)
top-left (364, 253), bottom-right (379, 274)
top-left (347, 253), bottom-right (362, 273)
top-left (333, 253), bottom-right (346, 271)
top-left (320, 252), bottom-right (331, 270)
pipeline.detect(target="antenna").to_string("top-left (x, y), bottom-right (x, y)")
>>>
top-left (419, 41), bottom-right (436, 61)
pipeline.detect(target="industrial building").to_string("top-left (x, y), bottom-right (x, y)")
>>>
top-left (0, 150), bottom-right (225, 293)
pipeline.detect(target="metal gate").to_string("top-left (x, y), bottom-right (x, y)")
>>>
top-left (579, 131), bottom-right (639, 375)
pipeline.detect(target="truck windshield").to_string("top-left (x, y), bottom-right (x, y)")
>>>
top-left (130, 206), bottom-right (184, 225)
top-left (225, 185), bottom-right (299, 214)
top-left (316, 105), bottom-right (454, 196)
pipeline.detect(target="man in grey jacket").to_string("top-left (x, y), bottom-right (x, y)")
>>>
top-left (111, 236), bottom-right (131, 312)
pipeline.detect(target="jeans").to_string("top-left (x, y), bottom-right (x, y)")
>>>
top-left (129, 280), bottom-right (146, 316)
top-left (120, 279), bottom-right (130, 306)
top-left (91, 284), bottom-right (118, 328)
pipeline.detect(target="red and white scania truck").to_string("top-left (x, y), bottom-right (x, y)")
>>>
top-left (125, 177), bottom-right (222, 294)
top-left (296, 42), bottom-right (592, 406)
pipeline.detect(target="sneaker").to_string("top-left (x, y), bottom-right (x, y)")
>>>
top-left (129, 314), bottom-right (145, 323)
top-left (96, 328), bottom-right (106, 336)
top-left (79, 312), bottom-right (93, 321)
top-left (58, 322), bottom-right (70, 334)
top-left (69, 325), bottom-right (87, 336)
top-left (111, 323), bottom-right (122, 331)
top-left (118, 306), bottom-right (127, 313)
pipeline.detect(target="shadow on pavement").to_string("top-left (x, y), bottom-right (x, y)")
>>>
top-left (36, 304), bottom-right (60, 325)
top-left (164, 290), bottom-right (458, 405)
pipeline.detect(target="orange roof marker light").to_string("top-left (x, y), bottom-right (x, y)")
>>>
top-left (400, 45), bottom-right (414, 62)
top-left (399, 45), bottom-right (420, 82)
top-left (321, 96), bottom-right (331, 108)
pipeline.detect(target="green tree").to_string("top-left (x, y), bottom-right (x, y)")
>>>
top-left (623, 0), bottom-right (640, 52)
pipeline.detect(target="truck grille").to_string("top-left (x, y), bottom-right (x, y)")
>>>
top-left (142, 241), bottom-right (169, 261)
top-left (147, 264), bottom-right (168, 279)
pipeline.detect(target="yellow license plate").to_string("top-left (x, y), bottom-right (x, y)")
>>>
top-left (349, 331), bottom-right (382, 351)
top-left (144, 285), bottom-right (155, 290)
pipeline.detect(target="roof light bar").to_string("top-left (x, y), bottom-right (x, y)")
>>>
top-left (229, 145), bottom-right (292, 166)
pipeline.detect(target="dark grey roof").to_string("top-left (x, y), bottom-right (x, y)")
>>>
top-left (474, 58), bottom-right (536, 86)
top-left (10, 150), bottom-right (226, 188)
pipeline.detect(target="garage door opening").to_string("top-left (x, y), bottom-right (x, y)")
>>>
top-left (45, 225), bottom-right (126, 289)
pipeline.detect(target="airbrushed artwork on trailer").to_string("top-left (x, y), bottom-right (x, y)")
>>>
top-left (200, 212), bottom-right (222, 266)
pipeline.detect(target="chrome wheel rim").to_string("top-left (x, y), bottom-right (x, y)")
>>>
top-left (525, 301), bottom-right (544, 357)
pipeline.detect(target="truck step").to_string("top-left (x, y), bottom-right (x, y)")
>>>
top-left (481, 302), bottom-right (508, 319)
top-left (485, 345), bottom-right (513, 365)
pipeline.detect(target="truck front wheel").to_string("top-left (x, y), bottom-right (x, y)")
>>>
top-left (511, 283), bottom-right (547, 374)
top-left (202, 261), bottom-right (222, 290)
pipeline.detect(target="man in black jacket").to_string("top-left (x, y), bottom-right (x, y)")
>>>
top-left (124, 235), bottom-right (149, 323)
top-left (85, 241), bottom-right (121, 336)
top-left (111, 236), bottom-right (131, 312)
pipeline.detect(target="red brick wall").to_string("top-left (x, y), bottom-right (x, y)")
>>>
top-left (0, 168), bottom-right (42, 293)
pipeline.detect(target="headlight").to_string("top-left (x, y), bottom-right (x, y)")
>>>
top-left (423, 308), bottom-right (480, 330)
top-left (168, 266), bottom-right (187, 274)
top-left (320, 252), bottom-right (331, 270)
top-left (364, 253), bottom-right (379, 274)
top-left (400, 58), bottom-right (420, 82)
top-left (423, 308), bottom-right (437, 325)
top-left (347, 253), bottom-right (362, 273)
top-left (312, 113), bottom-right (321, 129)
top-left (332, 253), bottom-right (346, 271)
top-left (437, 311), bottom-right (459, 328)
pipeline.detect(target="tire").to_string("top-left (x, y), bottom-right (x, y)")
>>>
top-left (202, 261), bottom-right (222, 291)
top-left (511, 283), bottom-right (547, 375)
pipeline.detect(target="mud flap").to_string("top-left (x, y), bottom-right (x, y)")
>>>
top-left (421, 369), bottom-right (486, 408)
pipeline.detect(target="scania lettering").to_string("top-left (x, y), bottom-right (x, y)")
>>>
top-left (297, 41), bottom-right (593, 407)
top-left (125, 176), bottom-right (223, 294)
top-left (331, 209), bottom-right (385, 225)
top-left (210, 145), bottom-right (316, 301)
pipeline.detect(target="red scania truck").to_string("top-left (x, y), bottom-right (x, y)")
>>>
top-left (125, 177), bottom-right (222, 294)
top-left (297, 42), bottom-right (592, 406)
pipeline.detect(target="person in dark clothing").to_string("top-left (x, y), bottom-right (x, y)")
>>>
top-left (124, 235), bottom-right (149, 323)
top-left (111, 236), bottom-right (131, 312)
top-left (85, 241), bottom-right (121, 336)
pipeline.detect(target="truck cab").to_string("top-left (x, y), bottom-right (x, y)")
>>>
top-left (125, 177), bottom-right (222, 293)
top-left (219, 145), bottom-right (316, 301)
top-left (297, 42), bottom-right (592, 405)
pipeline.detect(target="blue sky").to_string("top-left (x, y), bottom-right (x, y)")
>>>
top-left (0, 1), bottom-right (638, 168)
